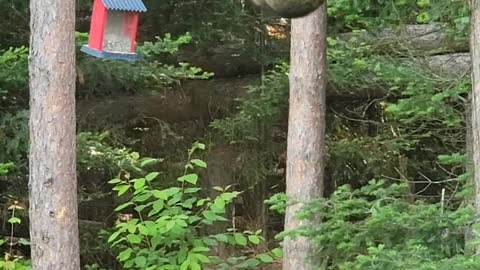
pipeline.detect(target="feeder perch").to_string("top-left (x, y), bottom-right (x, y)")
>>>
top-left (81, 0), bottom-right (147, 61)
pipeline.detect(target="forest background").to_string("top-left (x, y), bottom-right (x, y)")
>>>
top-left (1, 0), bottom-right (479, 269)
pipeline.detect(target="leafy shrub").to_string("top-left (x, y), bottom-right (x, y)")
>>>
top-left (76, 32), bottom-right (213, 98)
top-left (108, 143), bottom-right (281, 270)
top-left (0, 162), bottom-right (14, 176)
top-left (0, 47), bottom-right (28, 111)
top-left (77, 131), bottom-right (139, 174)
top-left (0, 193), bottom-right (31, 270)
top-left (270, 180), bottom-right (476, 270)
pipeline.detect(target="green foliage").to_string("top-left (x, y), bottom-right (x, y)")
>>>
top-left (108, 143), bottom-right (280, 269)
top-left (0, 162), bottom-right (13, 176)
top-left (0, 111), bottom-right (29, 168)
top-left (265, 193), bottom-right (287, 215)
top-left (327, 0), bottom-right (468, 36)
top-left (0, 201), bottom-right (31, 270)
top-left (78, 131), bottom-right (145, 174)
top-left (77, 32), bottom-right (213, 97)
top-left (210, 63), bottom-right (289, 143)
top-left (275, 180), bottom-right (476, 270)
top-left (141, 0), bottom-right (259, 48)
top-left (141, 33), bottom-right (194, 56)
top-left (326, 35), bottom-right (468, 186)
top-left (0, 1), bottom-right (476, 269)
top-left (0, 47), bottom-right (28, 110)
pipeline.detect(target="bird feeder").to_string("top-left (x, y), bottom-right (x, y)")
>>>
top-left (81, 0), bottom-right (147, 61)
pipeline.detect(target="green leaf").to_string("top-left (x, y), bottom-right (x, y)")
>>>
top-left (192, 246), bottom-right (210, 252)
top-left (108, 230), bottom-right (122, 243)
top-left (131, 152), bottom-right (140, 160)
top-left (214, 234), bottom-right (229, 242)
top-left (176, 219), bottom-right (188, 227)
top-left (213, 186), bottom-right (224, 192)
top-left (118, 248), bottom-right (133, 261)
top-left (138, 225), bottom-right (149, 236)
top-left (115, 202), bottom-right (134, 212)
top-left (234, 233), bottom-right (247, 246)
top-left (203, 238), bottom-right (218, 246)
top-left (196, 198), bottom-right (209, 206)
top-left (210, 203), bottom-right (226, 214)
top-left (145, 221), bottom-right (158, 236)
top-left (213, 197), bottom-right (226, 210)
top-left (3, 261), bottom-right (15, 270)
top-left (115, 184), bottom-right (130, 196)
top-left (248, 235), bottom-right (260, 244)
top-left (180, 259), bottom-right (190, 270)
top-left (134, 193), bottom-right (152, 203)
top-left (190, 159), bottom-right (207, 168)
top-left (167, 195), bottom-right (182, 206)
top-left (190, 261), bottom-right (201, 270)
top-left (257, 253), bottom-right (274, 263)
top-left (195, 253), bottom-right (211, 263)
top-left (135, 204), bottom-right (148, 212)
top-left (134, 178), bottom-right (146, 190)
top-left (127, 222), bottom-right (137, 234)
top-left (221, 192), bottom-right (239, 202)
top-left (126, 234), bottom-right (142, 244)
top-left (152, 190), bottom-right (169, 200)
top-left (0, 239), bottom-right (5, 246)
top-left (185, 187), bottom-right (202, 193)
top-left (124, 259), bottom-right (134, 268)
top-left (178, 174), bottom-right (199, 185)
top-left (108, 178), bottom-right (122, 184)
top-left (416, 11), bottom-right (431, 23)
top-left (166, 187), bottom-right (182, 196)
top-left (146, 172), bottom-right (160, 181)
top-left (149, 201), bottom-right (165, 216)
top-left (189, 216), bottom-right (202, 224)
top-left (215, 216), bottom-right (229, 222)
top-left (135, 256), bottom-right (147, 268)
top-left (203, 210), bottom-right (217, 221)
top-left (8, 217), bottom-right (21, 224)
top-left (244, 258), bottom-right (261, 267)
top-left (271, 247), bottom-right (283, 258)
top-left (153, 200), bottom-right (165, 211)
top-left (141, 158), bottom-right (159, 167)
top-left (18, 238), bottom-right (30, 246)
top-left (166, 220), bottom-right (176, 231)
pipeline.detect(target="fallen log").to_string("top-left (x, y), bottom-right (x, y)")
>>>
top-left (412, 52), bottom-right (470, 77)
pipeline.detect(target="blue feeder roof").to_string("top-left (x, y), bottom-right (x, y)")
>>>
top-left (102, 0), bottom-right (147, 13)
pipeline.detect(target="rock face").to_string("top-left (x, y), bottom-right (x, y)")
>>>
top-left (420, 53), bottom-right (470, 76)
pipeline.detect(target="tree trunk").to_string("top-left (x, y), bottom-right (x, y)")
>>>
top-left (470, 0), bottom-right (480, 255)
top-left (28, 0), bottom-right (80, 269)
top-left (283, 3), bottom-right (327, 270)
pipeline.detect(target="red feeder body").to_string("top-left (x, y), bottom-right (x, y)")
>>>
top-left (81, 0), bottom-right (147, 61)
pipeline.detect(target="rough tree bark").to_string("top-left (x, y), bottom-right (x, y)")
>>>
top-left (283, 3), bottom-right (327, 270)
top-left (29, 0), bottom-right (80, 269)
top-left (470, 0), bottom-right (480, 255)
